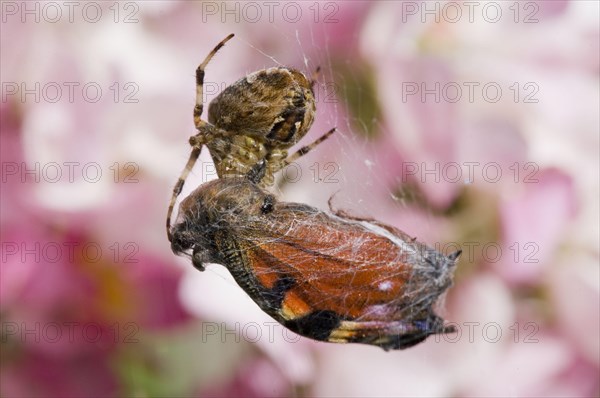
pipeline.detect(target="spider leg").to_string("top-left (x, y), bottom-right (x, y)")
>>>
top-left (168, 34), bottom-right (234, 241)
top-left (167, 145), bottom-right (202, 241)
top-left (326, 193), bottom-right (382, 222)
top-left (194, 33), bottom-right (234, 129)
top-left (279, 127), bottom-right (336, 169)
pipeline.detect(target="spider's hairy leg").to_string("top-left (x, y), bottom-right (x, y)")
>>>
top-left (280, 127), bottom-right (337, 169)
top-left (194, 33), bottom-right (235, 129)
top-left (167, 140), bottom-right (204, 242)
top-left (170, 33), bottom-right (234, 240)
top-left (167, 123), bottom-right (233, 241)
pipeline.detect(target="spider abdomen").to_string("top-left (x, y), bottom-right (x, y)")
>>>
top-left (208, 67), bottom-right (316, 146)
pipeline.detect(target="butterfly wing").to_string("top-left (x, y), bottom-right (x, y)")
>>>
top-left (225, 203), bottom-right (455, 350)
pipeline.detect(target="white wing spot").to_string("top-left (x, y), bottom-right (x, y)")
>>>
top-left (378, 280), bottom-right (393, 291)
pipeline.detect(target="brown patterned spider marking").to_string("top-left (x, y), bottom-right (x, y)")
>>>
top-left (167, 34), bottom-right (336, 241)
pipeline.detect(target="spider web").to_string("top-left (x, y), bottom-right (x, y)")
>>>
top-left (242, 23), bottom-right (401, 221)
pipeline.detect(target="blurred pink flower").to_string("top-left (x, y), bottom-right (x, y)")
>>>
top-left (535, 0), bottom-right (571, 18)
top-left (121, 254), bottom-right (190, 330)
top-left (1, 218), bottom-right (191, 397)
top-left (549, 255), bottom-right (600, 369)
top-left (376, 55), bottom-right (462, 209)
top-left (198, 357), bottom-right (290, 398)
top-left (498, 168), bottom-right (577, 284)
top-left (1, 349), bottom-right (119, 398)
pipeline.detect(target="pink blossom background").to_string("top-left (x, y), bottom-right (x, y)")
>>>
top-left (1, 1), bottom-right (598, 397)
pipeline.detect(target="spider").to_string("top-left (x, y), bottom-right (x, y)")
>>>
top-left (167, 33), bottom-right (336, 241)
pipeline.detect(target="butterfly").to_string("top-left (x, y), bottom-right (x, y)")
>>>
top-left (169, 165), bottom-right (460, 351)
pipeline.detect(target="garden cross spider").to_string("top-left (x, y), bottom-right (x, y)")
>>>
top-left (167, 33), bottom-right (336, 241)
